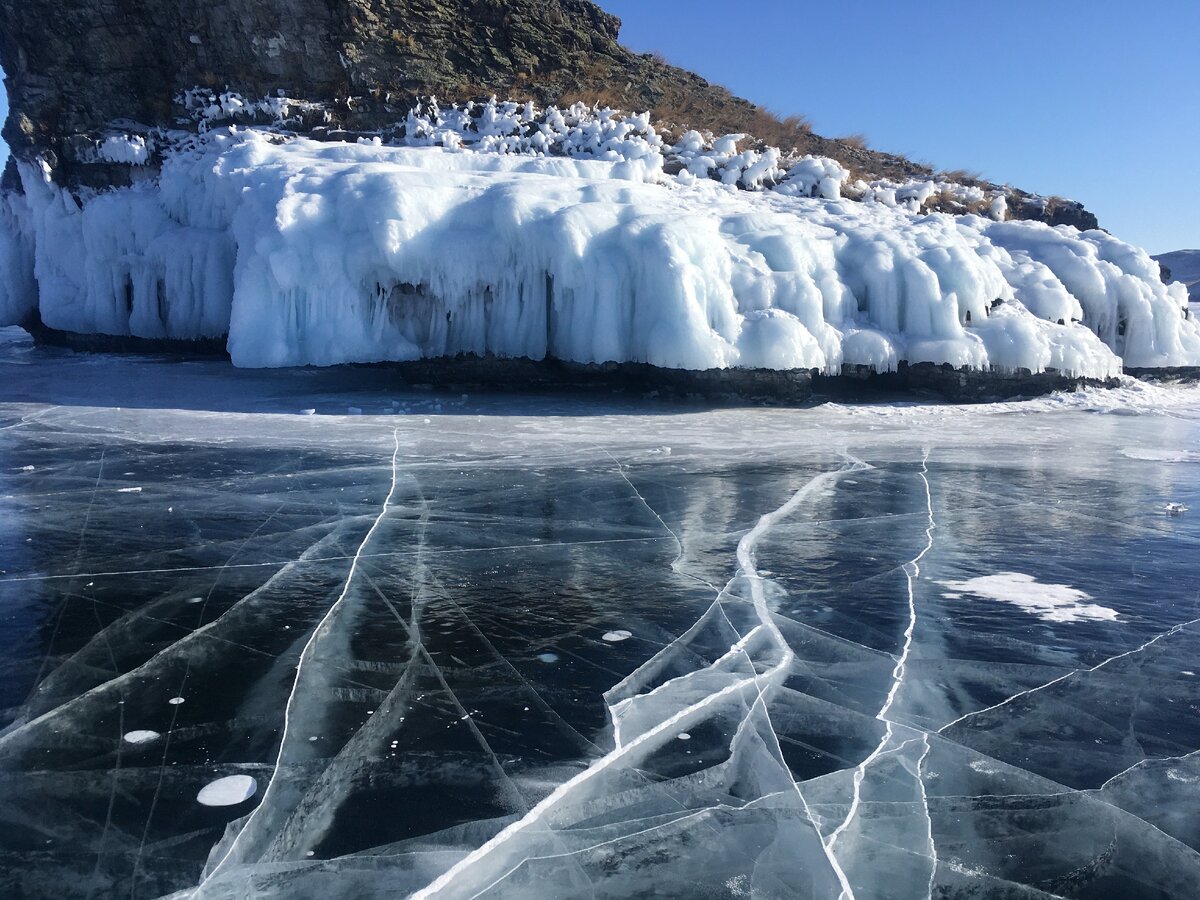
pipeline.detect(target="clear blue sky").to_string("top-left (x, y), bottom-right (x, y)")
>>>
top-left (1, 2), bottom-right (1196, 252)
top-left (600, 0), bottom-right (1199, 254)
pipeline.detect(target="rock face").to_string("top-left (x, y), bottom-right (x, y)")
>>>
top-left (0, 1), bottom-right (618, 150)
top-left (0, 0), bottom-right (1096, 229)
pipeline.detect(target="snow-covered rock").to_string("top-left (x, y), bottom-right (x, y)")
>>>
top-left (2, 123), bottom-right (1197, 376)
top-left (97, 134), bottom-right (152, 165)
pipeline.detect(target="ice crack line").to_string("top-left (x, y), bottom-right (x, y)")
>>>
top-left (412, 461), bottom-right (867, 900)
top-left (605, 449), bottom-right (724, 597)
top-left (937, 615), bottom-right (1200, 735)
top-left (196, 428), bottom-right (403, 890)
top-left (731, 461), bottom-right (873, 900)
top-left (0, 536), bottom-right (671, 585)
top-left (0, 404), bottom-right (59, 431)
top-left (829, 450), bottom-right (937, 883)
top-left (1098, 746), bottom-right (1200, 791)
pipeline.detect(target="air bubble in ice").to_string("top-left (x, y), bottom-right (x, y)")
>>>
top-left (602, 630), bottom-right (633, 642)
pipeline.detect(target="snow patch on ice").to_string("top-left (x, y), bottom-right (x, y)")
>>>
top-left (968, 759), bottom-right (1001, 775)
top-left (940, 572), bottom-right (1118, 623)
top-left (122, 730), bottom-right (161, 744)
top-left (197, 774), bottom-right (258, 807)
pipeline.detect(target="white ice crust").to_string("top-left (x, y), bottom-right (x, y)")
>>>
top-left (2, 121), bottom-right (1197, 376)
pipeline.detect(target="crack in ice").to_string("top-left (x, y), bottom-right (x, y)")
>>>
top-left (411, 461), bottom-right (867, 900)
top-left (827, 450), bottom-right (937, 898)
top-left (938, 616), bottom-right (1200, 735)
top-left (0, 536), bottom-right (672, 585)
top-left (196, 429), bottom-right (404, 889)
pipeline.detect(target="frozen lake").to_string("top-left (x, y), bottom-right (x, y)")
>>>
top-left (1, 328), bottom-right (1199, 899)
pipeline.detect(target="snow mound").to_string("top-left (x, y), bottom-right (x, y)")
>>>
top-left (2, 123), bottom-right (1197, 376)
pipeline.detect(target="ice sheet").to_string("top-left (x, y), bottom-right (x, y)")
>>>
top-left (1, 328), bottom-right (1199, 898)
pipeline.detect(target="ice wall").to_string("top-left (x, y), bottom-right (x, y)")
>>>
top-left (2, 126), bottom-right (1197, 375)
top-left (0, 189), bottom-right (35, 324)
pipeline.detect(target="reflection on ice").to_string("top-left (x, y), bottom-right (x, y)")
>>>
top-left (1, 332), bottom-right (1200, 897)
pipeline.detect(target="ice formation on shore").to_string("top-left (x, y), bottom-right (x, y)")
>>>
top-left (1, 99), bottom-right (1196, 375)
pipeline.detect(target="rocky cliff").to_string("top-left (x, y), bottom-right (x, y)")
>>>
top-left (0, 0), bottom-right (1096, 228)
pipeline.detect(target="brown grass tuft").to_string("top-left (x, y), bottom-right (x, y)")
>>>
top-left (939, 167), bottom-right (984, 185)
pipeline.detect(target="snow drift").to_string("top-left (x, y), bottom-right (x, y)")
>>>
top-left (1, 109), bottom-right (1197, 376)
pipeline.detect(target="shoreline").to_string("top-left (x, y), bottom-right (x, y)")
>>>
top-left (23, 320), bottom-right (1183, 404)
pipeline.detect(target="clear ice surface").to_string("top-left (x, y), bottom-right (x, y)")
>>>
top-left (1, 327), bottom-right (1199, 898)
